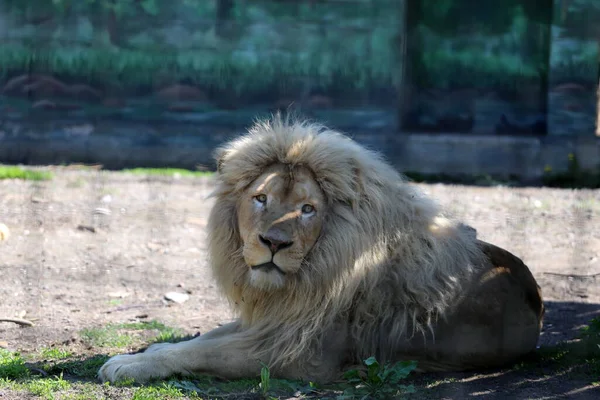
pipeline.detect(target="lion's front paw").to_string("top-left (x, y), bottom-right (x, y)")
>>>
top-left (98, 353), bottom-right (174, 384)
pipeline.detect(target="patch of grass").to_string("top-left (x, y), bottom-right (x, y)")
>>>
top-left (43, 355), bottom-right (110, 379)
top-left (579, 317), bottom-right (600, 380)
top-left (1, 375), bottom-right (121, 400)
top-left (211, 378), bottom-right (261, 394)
top-left (166, 377), bottom-right (258, 398)
top-left (340, 356), bottom-right (417, 399)
top-left (515, 316), bottom-right (600, 383)
top-left (118, 320), bottom-right (187, 344)
top-left (79, 326), bottom-right (136, 349)
top-left (0, 350), bottom-right (30, 380)
top-left (112, 377), bottom-right (137, 388)
top-left (25, 374), bottom-right (71, 399)
top-left (165, 375), bottom-right (318, 399)
top-left (0, 376), bottom-right (71, 400)
top-left (131, 382), bottom-right (190, 399)
top-left (1, 379), bottom-right (108, 400)
top-left (0, 166), bottom-right (53, 181)
top-left (79, 320), bottom-right (187, 349)
top-left (3, 347), bottom-right (417, 399)
top-left (259, 362), bottom-right (271, 397)
top-left (3, 346), bottom-right (280, 399)
top-left (108, 376), bottom-right (248, 398)
top-left (39, 348), bottom-right (73, 361)
top-left (60, 382), bottom-right (109, 400)
top-left (0, 350), bottom-right (72, 399)
top-left (122, 168), bottom-right (214, 178)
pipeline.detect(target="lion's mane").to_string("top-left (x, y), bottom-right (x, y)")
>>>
top-left (207, 115), bottom-right (487, 369)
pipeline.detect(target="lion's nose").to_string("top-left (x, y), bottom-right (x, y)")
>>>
top-left (259, 232), bottom-right (293, 254)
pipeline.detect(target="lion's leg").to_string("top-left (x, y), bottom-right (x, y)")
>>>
top-left (99, 332), bottom-right (264, 383)
top-left (98, 325), bottom-right (343, 384)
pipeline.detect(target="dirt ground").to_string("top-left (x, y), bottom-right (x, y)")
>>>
top-left (1, 167), bottom-right (599, 399)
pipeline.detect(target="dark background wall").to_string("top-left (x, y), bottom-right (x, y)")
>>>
top-left (0, 0), bottom-right (598, 176)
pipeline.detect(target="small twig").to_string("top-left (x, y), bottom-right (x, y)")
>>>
top-left (0, 317), bottom-right (35, 326)
top-left (104, 304), bottom-right (145, 314)
top-left (77, 224), bottom-right (96, 233)
top-left (542, 272), bottom-right (600, 278)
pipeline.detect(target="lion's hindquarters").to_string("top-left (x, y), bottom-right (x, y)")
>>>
top-left (416, 243), bottom-right (543, 371)
top-left (479, 240), bottom-right (545, 324)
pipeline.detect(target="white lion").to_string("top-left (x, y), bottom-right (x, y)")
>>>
top-left (99, 116), bottom-right (544, 384)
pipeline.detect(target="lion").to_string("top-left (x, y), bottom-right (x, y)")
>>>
top-left (98, 116), bottom-right (544, 384)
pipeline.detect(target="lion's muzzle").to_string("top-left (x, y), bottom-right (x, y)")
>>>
top-left (258, 229), bottom-right (294, 254)
top-left (250, 261), bottom-right (287, 275)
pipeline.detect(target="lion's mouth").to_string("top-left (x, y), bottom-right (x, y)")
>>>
top-left (250, 262), bottom-right (286, 275)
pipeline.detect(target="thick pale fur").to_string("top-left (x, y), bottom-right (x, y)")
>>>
top-left (209, 117), bottom-right (486, 367)
top-left (98, 115), bottom-right (544, 384)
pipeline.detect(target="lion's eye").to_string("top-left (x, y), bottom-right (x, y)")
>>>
top-left (255, 194), bottom-right (267, 203)
top-left (301, 204), bottom-right (315, 214)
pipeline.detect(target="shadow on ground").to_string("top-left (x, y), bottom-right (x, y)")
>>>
top-left (405, 301), bottom-right (600, 400)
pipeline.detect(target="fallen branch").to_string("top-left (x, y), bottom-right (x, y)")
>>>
top-left (0, 318), bottom-right (35, 327)
top-left (542, 272), bottom-right (600, 278)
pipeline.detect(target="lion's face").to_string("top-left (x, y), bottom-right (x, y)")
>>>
top-left (236, 164), bottom-right (326, 290)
